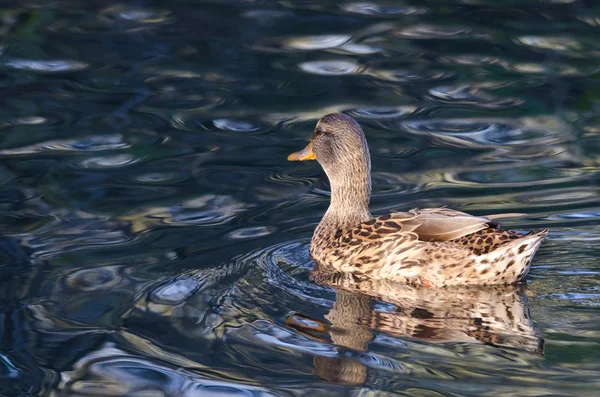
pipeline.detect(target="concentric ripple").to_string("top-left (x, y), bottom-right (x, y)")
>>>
top-left (4, 59), bottom-right (89, 73)
top-left (77, 154), bottom-right (141, 169)
top-left (341, 2), bottom-right (428, 16)
top-left (0, 135), bottom-right (129, 156)
top-left (283, 35), bottom-right (351, 50)
top-left (99, 5), bottom-right (175, 26)
top-left (347, 106), bottom-right (417, 119)
top-left (119, 194), bottom-right (250, 232)
top-left (297, 60), bottom-right (363, 75)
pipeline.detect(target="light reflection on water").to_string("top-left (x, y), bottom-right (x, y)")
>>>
top-left (0, 1), bottom-right (599, 396)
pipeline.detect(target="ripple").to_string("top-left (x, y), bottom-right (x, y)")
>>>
top-left (253, 35), bottom-right (357, 53)
top-left (521, 187), bottom-right (597, 205)
top-left (401, 119), bottom-right (517, 144)
top-left (368, 69), bottom-right (455, 83)
top-left (142, 67), bottom-right (203, 82)
top-left (341, 2), bottom-right (428, 16)
top-left (134, 171), bottom-right (189, 184)
top-left (4, 59), bottom-right (89, 73)
top-left (337, 42), bottom-right (382, 55)
top-left (398, 117), bottom-right (576, 152)
top-left (392, 24), bottom-right (489, 40)
top-left (498, 60), bottom-right (600, 76)
top-left (65, 266), bottom-right (122, 291)
top-left (283, 35), bottom-right (351, 50)
top-left (128, 259), bottom-right (255, 325)
top-left (77, 154), bottom-right (140, 169)
top-left (298, 60), bottom-right (362, 75)
top-left (549, 292), bottom-right (600, 307)
top-left (451, 167), bottom-right (589, 187)
top-left (4, 116), bottom-right (49, 126)
top-left (245, 240), bottom-right (331, 306)
top-left (0, 135), bottom-right (129, 156)
top-left (428, 83), bottom-right (523, 108)
top-left (150, 278), bottom-right (200, 305)
top-left (57, 343), bottom-right (277, 396)
top-left (514, 36), bottom-right (582, 52)
top-left (371, 172), bottom-right (424, 196)
top-left (225, 320), bottom-right (338, 359)
top-left (578, 15), bottom-right (600, 27)
top-left (17, 211), bottom-right (133, 260)
top-left (166, 195), bottom-right (247, 225)
top-left (396, 117), bottom-right (581, 162)
top-left (212, 119), bottom-right (262, 132)
top-left (119, 194), bottom-right (250, 232)
top-left (100, 5), bottom-right (174, 25)
top-left (242, 9), bottom-right (295, 23)
top-left (348, 106), bottom-right (417, 119)
top-left (169, 106), bottom-right (262, 132)
top-left (438, 54), bottom-right (502, 66)
top-left (227, 226), bottom-right (276, 239)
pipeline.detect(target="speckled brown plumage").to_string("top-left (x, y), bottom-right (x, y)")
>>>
top-left (453, 227), bottom-right (522, 255)
top-left (288, 113), bottom-right (548, 288)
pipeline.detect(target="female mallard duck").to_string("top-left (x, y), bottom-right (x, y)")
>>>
top-left (288, 113), bottom-right (547, 288)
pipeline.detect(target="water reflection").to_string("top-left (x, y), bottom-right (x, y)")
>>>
top-left (287, 270), bottom-right (543, 385)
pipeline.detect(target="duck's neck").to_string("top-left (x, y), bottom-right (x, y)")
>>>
top-left (326, 177), bottom-right (372, 226)
top-left (311, 173), bottom-right (371, 259)
top-left (315, 162), bottom-right (372, 242)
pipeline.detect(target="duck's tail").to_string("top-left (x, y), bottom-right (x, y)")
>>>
top-left (504, 228), bottom-right (548, 282)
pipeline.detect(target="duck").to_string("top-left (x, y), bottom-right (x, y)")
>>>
top-left (287, 113), bottom-right (547, 288)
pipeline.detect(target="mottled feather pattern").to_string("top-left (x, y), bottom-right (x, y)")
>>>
top-left (311, 209), bottom-right (548, 287)
top-left (453, 228), bottom-right (522, 255)
top-left (293, 113), bottom-right (548, 288)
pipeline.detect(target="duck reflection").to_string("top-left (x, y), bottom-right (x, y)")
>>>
top-left (287, 269), bottom-right (544, 385)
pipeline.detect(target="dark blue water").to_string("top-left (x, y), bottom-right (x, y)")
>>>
top-left (0, 1), bottom-right (599, 396)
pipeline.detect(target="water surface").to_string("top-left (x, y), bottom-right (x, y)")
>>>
top-left (0, 1), bottom-right (599, 396)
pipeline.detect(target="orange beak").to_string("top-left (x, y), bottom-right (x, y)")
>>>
top-left (287, 141), bottom-right (316, 161)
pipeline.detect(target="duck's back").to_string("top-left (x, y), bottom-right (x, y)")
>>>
top-left (310, 209), bottom-right (547, 287)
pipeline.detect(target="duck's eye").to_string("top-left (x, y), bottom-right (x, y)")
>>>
top-left (314, 127), bottom-right (328, 137)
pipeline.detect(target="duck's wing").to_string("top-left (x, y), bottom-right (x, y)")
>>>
top-left (406, 208), bottom-right (496, 241)
top-left (337, 212), bottom-right (420, 245)
top-left (339, 209), bottom-right (525, 244)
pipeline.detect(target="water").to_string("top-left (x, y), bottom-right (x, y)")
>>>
top-left (0, 1), bottom-right (599, 395)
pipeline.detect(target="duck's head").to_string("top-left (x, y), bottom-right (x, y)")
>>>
top-left (288, 113), bottom-right (372, 219)
top-left (287, 113), bottom-right (371, 181)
